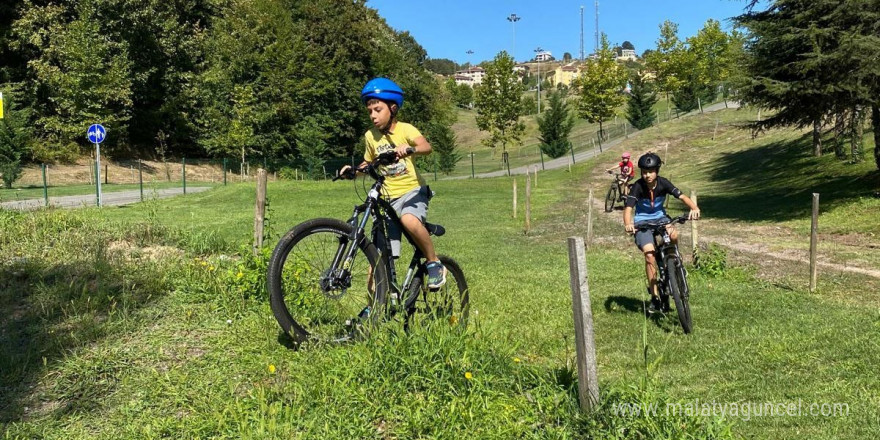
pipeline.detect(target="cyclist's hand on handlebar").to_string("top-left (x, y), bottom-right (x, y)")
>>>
top-left (335, 165), bottom-right (356, 181)
top-left (688, 208), bottom-right (701, 220)
top-left (395, 145), bottom-right (416, 159)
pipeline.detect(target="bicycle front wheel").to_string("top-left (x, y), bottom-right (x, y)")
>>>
top-left (605, 184), bottom-right (618, 212)
top-left (267, 218), bottom-right (388, 343)
top-left (404, 255), bottom-right (469, 331)
top-left (665, 255), bottom-right (692, 334)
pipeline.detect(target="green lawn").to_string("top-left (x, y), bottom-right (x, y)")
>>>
top-left (1, 110), bottom-right (877, 438)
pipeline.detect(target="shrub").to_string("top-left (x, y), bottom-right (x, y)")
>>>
top-left (695, 243), bottom-right (728, 277)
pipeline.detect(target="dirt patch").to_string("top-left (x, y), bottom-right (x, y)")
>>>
top-left (107, 240), bottom-right (185, 262)
top-left (587, 196), bottom-right (880, 280)
top-left (15, 158), bottom-right (263, 186)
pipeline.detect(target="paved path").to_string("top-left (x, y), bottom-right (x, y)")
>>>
top-left (0, 187), bottom-right (212, 211)
top-left (449, 101), bottom-right (740, 180)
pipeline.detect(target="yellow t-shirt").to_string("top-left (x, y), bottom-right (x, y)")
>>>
top-left (364, 122), bottom-right (427, 199)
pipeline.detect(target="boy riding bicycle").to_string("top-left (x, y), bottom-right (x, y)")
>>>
top-left (340, 77), bottom-right (446, 289)
top-left (606, 152), bottom-right (635, 197)
top-left (623, 153), bottom-right (700, 313)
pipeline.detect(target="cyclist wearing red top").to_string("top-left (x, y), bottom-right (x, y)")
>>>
top-left (606, 152), bottom-right (635, 197)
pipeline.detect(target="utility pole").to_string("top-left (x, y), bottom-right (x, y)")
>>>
top-left (580, 6), bottom-right (585, 62)
top-left (507, 13), bottom-right (521, 61)
top-left (594, 0), bottom-right (600, 53)
top-left (534, 47), bottom-right (543, 113)
top-left (466, 49), bottom-right (474, 68)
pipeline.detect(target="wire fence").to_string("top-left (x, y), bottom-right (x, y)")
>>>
top-left (1, 102), bottom-right (723, 206)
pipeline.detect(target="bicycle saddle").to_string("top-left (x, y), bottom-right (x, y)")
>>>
top-left (425, 223), bottom-right (445, 237)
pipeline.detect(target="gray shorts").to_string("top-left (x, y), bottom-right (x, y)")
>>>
top-left (633, 217), bottom-right (670, 250)
top-left (387, 186), bottom-right (431, 257)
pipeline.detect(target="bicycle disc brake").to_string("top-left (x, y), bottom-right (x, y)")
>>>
top-left (319, 268), bottom-right (351, 300)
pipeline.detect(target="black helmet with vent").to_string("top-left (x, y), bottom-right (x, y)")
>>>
top-left (638, 152), bottom-right (662, 170)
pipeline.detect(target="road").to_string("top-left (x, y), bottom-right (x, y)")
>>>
top-left (449, 101), bottom-right (740, 180)
top-left (0, 187), bottom-right (212, 211)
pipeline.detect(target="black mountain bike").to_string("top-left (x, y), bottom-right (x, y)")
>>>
top-left (636, 215), bottom-right (693, 334)
top-left (267, 151), bottom-right (468, 344)
top-left (605, 171), bottom-right (629, 212)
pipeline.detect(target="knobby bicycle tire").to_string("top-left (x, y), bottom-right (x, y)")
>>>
top-left (404, 255), bottom-right (469, 331)
top-left (267, 218), bottom-right (388, 344)
top-left (605, 184), bottom-right (618, 212)
top-left (665, 255), bottom-right (692, 334)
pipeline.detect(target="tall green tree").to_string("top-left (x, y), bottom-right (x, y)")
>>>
top-left (735, 0), bottom-right (880, 165)
top-left (474, 51), bottom-right (525, 155)
top-left (645, 21), bottom-right (687, 111)
top-left (537, 90), bottom-right (575, 158)
top-left (575, 34), bottom-right (627, 141)
top-left (626, 71), bottom-right (659, 129)
top-left (0, 85), bottom-right (32, 188)
top-left (14, 0), bottom-right (135, 154)
top-left (425, 122), bottom-right (461, 175)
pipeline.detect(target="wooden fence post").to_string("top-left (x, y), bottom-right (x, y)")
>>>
top-left (253, 169), bottom-right (268, 254)
top-left (513, 179), bottom-right (517, 218)
top-left (810, 193), bottom-right (819, 292)
top-left (691, 190), bottom-right (698, 262)
top-left (567, 237), bottom-right (600, 412)
top-left (533, 165), bottom-right (538, 188)
top-left (713, 120), bottom-right (719, 140)
top-left (587, 189), bottom-right (593, 247)
top-left (525, 173), bottom-right (532, 234)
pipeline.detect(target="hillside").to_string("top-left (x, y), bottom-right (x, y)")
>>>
top-left (2, 108), bottom-right (878, 438)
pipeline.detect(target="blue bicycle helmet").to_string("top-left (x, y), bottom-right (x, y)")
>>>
top-left (361, 77), bottom-right (404, 109)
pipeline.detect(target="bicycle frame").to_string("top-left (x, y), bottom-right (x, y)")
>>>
top-left (330, 165), bottom-right (427, 315)
top-left (638, 216), bottom-right (688, 295)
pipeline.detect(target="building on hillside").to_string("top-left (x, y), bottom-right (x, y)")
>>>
top-left (551, 62), bottom-right (582, 88)
top-left (454, 66), bottom-right (485, 86)
top-left (616, 49), bottom-right (637, 62)
top-left (535, 51), bottom-right (553, 62)
top-left (454, 74), bottom-right (475, 87)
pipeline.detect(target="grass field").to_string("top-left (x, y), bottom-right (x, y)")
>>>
top-left (448, 96), bottom-right (708, 178)
top-left (2, 108), bottom-right (878, 438)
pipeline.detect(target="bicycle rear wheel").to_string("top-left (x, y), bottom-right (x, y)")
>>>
top-left (267, 218), bottom-right (388, 343)
top-left (604, 184), bottom-right (618, 212)
top-left (665, 255), bottom-right (692, 334)
top-left (404, 255), bottom-right (469, 331)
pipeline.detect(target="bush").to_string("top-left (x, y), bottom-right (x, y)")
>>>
top-left (540, 140), bottom-right (571, 159)
top-left (30, 140), bottom-right (81, 163)
top-left (695, 243), bottom-right (728, 277)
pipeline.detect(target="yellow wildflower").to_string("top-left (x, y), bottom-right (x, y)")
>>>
top-left (464, 372), bottom-right (473, 380)
top-left (268, 364), bottom-right (276, 374)
top-left (513, 357), bottom-right (521, 363)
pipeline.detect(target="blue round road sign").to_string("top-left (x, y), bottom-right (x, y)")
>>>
top-left (87, 124), bottom-right (106, 144)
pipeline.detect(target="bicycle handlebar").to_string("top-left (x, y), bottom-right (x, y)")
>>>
top-left (332, 151), bottom-right (400, 181)
top-left (634, 214), bottom-right (691, 231)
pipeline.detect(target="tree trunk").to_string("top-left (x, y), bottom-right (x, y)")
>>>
top-left (872, 105), bottom-right (880, 171)
top-left (812, 119), bottom-right (822, 157)
top-left (834, 111), bottom-right (847, 159)
top-left (850, 106), bottom-right (864, 163)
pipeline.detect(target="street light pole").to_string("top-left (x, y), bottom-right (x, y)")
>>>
top-left (507, 13), bottom-right (521, 61)
top-left (534, 47), bottom-right (543, 114)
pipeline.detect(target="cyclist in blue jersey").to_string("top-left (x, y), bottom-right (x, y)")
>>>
top-left (623, 152), bottom-right (700, 313)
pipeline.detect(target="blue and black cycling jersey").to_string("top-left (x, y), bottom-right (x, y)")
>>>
top-left (624, 176), bottom-right (683, 223)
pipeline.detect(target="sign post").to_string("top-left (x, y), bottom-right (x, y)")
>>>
top-left (87, 124), bottom-right (106, 207)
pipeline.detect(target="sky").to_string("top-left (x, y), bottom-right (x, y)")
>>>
top-left (365, 0), bottom-right (756, 64)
